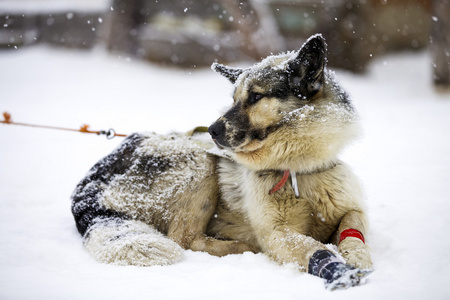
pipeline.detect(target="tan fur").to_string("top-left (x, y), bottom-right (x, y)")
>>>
top-left (234, 83), bottom-right (360, 172)
top-left (204, 36), bottom-right (372, 271)
top-left (207, 158), bottom-right (371, 270)
top-left (248, 97), bottom-right (281, 129)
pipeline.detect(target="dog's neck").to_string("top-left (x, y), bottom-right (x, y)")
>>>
top-left (263, 161), bottom-right (340, 198)
top-left (258, 160), bottom-right (339, 177)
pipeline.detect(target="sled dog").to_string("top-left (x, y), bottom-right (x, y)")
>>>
top-left (72, 34), bottom-right (372, 290)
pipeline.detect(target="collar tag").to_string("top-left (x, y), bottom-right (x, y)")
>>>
top-left (290, 170), bottom-right (300, 198)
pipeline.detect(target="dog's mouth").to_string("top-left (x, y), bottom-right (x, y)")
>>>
top-left (209, 121), bottom-right (272, 154)
top-left (212, 139), bottom-right (225, 150)
top-left (212, 138), bottom-right (238, 152)
top-left (212, 136), bottom-right (265, 155)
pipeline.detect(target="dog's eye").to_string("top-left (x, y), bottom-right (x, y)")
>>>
top-left (248, 92), bottom-right (264, 105)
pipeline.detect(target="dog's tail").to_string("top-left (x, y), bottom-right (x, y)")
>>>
top-left (71, 133), bottom-right (183, 266)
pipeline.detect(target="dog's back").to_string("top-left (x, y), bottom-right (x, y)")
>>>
top-left (71, 132), bottom-right (218, 265)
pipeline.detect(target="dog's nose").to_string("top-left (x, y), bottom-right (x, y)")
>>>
top-left (208, 122), bottom-right (225, 140)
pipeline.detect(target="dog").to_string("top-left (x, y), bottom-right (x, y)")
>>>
top-left (71, 34), bottom-right (372, 290)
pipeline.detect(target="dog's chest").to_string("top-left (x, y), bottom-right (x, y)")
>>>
top-left (245, 171), bottom-right (314, 228)
top-left (218, 160), bottom-right (348, 239)
top-left (218, 161), bottom-right (314, 230)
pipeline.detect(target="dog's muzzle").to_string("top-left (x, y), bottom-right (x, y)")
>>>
top-left (208, 121), bottom-right (228, 149)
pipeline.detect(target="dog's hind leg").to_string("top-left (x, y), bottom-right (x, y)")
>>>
top-left (189, 236), bottom-right (259, 256)
top-left (336, 210), bottom-right (373, 269)
top-left (167, 202), bottom-right (259, 257)
top-left (166, 162), bottom-right (258, 257)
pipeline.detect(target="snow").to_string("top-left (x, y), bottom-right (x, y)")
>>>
top-left (1, 46), bottom-right (450, 299)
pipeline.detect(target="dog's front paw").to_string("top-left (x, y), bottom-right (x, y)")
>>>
top-left (325, 265), bottom-right (373, 291)
top-left (308, 250), bottom-right (372, 290)
top-left (85, 221), bottom-right (184, 266)
top-left (338, 237), bottom-right (372, 269)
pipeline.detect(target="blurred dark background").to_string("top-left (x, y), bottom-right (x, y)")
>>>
top-left (1, 0), bottom-right (449, 87)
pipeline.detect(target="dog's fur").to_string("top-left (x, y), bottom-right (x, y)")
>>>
top-left (72, 34), bottom-right (372, 283)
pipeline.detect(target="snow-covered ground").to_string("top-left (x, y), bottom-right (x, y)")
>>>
top-left (0, 46), bottom-right (449, 300)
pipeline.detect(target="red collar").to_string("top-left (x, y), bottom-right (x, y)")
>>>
top-left (268, 170), bottom-right (299, 198)
top-left (268, 170), bottom-right (290, 195)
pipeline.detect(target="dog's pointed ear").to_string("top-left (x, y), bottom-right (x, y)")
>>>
top-left (211, 62), bottom-right (245, 84)
top-left (288, 34), bottom-right (327, 98)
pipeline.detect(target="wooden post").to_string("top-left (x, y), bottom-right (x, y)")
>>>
top-left (217, 0), bottom-right (284, 59)
top-left (431, 0), bottom-right (450, 89)
top-left (106, 0), bottom-right (150, 55)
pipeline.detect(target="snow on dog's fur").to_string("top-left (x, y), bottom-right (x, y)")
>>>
top-left (72, 34), bottom-right (372, 290)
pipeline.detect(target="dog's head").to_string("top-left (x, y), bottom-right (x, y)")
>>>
top-left (209, 34), bottom-right (360, 171)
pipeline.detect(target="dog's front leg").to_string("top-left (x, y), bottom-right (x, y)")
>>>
top-left (337, 210), bottom-right (373, 269)
top-left (259, 226), bottom-right (370, 290)
top-left (261, 227), bottom-right (327, 271)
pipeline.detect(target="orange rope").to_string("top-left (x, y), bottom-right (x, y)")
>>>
top-left (1, 112), bottom-right (127, 139)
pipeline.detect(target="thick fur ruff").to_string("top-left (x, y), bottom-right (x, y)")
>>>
top-left (72, 34), bottom-right (372, 288)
